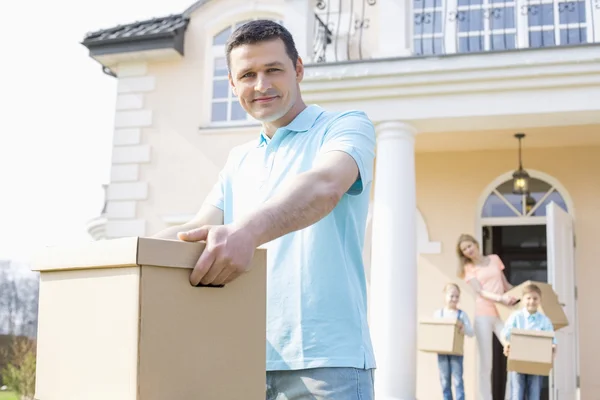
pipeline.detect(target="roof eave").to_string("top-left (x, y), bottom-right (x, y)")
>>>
top-left (82, 29), bottom-right (186, 68)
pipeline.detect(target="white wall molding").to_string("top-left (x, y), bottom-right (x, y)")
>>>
top-left (107, 182), bottom-right (148, 201)
top-left (112, 145), bottom-right (151, 164)
top-left (302, 46), bottom-right (600, 132)
top-left (117, 62), bottom-right (148, 77)
top-left (115, 110), bottom-right (152, 128)
top-left (116, 94), bottom-right (144, 110)
top-left (106, 201), bottom-right (137, 219)
top-left (117, 76), bottom-right (156, 93)
top-left (113, 128), bottom-right (142, 145)
top-left (110, 164), bottom-right (140, 182)
top-left (91, 65), bottom-right (156, 241)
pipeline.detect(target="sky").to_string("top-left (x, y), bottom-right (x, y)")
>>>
top-left (0, 0), bottom-right (193, 269)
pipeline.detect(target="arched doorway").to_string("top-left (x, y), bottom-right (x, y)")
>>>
top-left (475, 170), bottom-right (578, 400)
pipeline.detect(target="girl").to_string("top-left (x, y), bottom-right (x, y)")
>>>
top-left (456, 234), bottom-right (517, 400)
top-left (434, 283), bottom-right (474, 400)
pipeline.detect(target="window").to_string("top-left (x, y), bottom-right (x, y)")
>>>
top-left (481, 177), bottom-right (568, 218)
top-left (414, 0), bottom-right (445, 55)
top-left (412, 0), bottom-right (597, 55)
top-left (209, 18), bottom-right (283, 124)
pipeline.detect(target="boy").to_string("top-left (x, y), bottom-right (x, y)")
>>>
top-left (502, 283), bottom-right (556, 400)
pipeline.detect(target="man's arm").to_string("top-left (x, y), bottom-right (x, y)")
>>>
top-left (236, 150), bottom-right (357, 247)
top-left (152, 203), bottom-right (224, 240)
top-left (179, 111), bottom-right (376, 286)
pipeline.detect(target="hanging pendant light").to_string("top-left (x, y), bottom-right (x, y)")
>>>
top-left (512, 133), bottom-right (530, 195)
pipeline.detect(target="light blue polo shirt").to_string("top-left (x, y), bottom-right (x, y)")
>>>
top-left (204, 104), bottom-right (377, 371)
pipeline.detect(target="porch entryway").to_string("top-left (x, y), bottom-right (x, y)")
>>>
top-left (477, 172), bottom-right (578, 400)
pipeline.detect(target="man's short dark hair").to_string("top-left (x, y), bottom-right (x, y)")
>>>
top-left (225, 20), bottom-right (299, 70)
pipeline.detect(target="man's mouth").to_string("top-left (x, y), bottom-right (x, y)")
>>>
top-left (253, 96), bottom-right (278, 103)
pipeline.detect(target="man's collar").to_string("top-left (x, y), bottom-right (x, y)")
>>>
top-left (257, 105), bottom-right (324, 147)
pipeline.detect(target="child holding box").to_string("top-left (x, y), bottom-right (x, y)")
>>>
top-left (434, 283), bottom-right (474, 400)
top-left (502, 283), bottom-right (557, 400)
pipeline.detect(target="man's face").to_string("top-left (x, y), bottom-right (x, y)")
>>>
top-left (523, 292), bottom-right (540, 313)
top-left (228, 39), bottom-right (303, 123)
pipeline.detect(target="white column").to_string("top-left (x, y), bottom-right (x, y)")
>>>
top-left (375, 0), bottom-right (412, 58)
top-left (370, 121), bottom-right (418, 400)
top-left (284, 0), bottom-right (316, 62)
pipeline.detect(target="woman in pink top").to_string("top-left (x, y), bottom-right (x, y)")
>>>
top-left (456, 234), bottom-right (517, 400)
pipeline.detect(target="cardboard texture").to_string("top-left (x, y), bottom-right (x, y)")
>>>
top-left (507, 328), bottom-right (555, 376)
top-left (32, 237), bottom-right (267, 400)
top-left (495, 280), bottom-right (569, 330)
top-left (418, 318), bottom-right (464, 356)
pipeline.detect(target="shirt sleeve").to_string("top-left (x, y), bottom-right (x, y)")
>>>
top-left (502, 312), bottom-right (518, 342)
top-left (433, 309), bottom-right (442, 318)
top-left (319, 111), bottom-right (376, 196)
top-left (460, 311), bottom-right (475, 338)
top-left (203, 151), bottom-right (234, 211)
top-left (494, 254), bottom-right (506, 271)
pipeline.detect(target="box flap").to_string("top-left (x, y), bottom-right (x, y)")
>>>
top-left (419, 317), bottom-right (458, 326)
top-left (136, 238), bottom-right (206, 268)
top-left (32, 237), bottom-right (264, 273)
top-left (511, 328), bottom-right (555, 339)
top-left (496, 280), bottom-right (569, 330)
top-left (32, 237), bottom-right (140, 272)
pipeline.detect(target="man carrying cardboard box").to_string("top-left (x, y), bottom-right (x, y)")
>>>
top-left (153, 20), bottom-right (376, 400)
top-left (502, 283), bottom-right (556, 399)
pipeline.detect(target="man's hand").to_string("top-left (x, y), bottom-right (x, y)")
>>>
top-left (503, 344), bottom-right (510, 357)
top-left (178, 224), bottom-right (257, 286)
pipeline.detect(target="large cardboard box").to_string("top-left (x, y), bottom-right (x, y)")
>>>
top-left (32, 237), bottom-right (267, 400)
top-left (418, 318), bottom-right (464, 356)
top-left (507, 328), bottom-right (555, 376)
top-left (496, 280), bottom-right (568, 330)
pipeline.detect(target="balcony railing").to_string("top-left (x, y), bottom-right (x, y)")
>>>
top-left (312, 0), bottom-right (600, 63)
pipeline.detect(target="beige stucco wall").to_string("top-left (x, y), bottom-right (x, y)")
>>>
top-left (414, 144), bottom-right (600, 399)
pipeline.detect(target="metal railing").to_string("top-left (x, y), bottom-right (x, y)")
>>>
top-left (413, 0), bottom-right (599, 56)
top-left (311, 0), bottom-right (600, 63)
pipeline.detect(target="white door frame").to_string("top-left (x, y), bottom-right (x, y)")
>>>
top-left (474, 169), bottom-right (579, 399)
top-left (474, 169), bottom-right (576, 246)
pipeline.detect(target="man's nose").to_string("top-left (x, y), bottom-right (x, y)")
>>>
top-left (255, 73), bottom-right (272, 93)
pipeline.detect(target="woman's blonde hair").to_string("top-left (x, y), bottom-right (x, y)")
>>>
top-left (456, 233), bottom-right (480, 279)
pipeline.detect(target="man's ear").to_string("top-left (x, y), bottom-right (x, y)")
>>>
top-left (296, 57), bottom-right (304, 82)
top-left (229, 73), bottom-right (238, 96)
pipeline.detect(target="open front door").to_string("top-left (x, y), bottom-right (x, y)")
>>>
top-left (546, 202), bottom-right (578, 400)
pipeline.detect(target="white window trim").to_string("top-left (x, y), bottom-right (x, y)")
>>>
top-left (474, 169), bottom-right (575, 245)
top-left (415, 0), bottom-right (599, 54)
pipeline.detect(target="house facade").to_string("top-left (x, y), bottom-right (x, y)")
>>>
top-left (83, 0), bottom-right (600, 398)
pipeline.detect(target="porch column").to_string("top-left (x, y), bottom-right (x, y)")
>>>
top-left (370, 121), bottom-right (418, 400)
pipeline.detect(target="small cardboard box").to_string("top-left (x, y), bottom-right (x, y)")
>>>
top-left (507, 328), bottom-right (554, 376)
top-left (32, 237), bottom-right (267, 400)
top-left (418, 318), bottom-right (464, 356)
top-left (496, 280), bottom-right (568, 330)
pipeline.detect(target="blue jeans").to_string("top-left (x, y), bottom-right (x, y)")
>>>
top-left (510, 372), bottom-right (543, 399)
top-left (437, 355), bottom-right (464, 400)
top-left (266, 367), bottom-right (374, 400)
